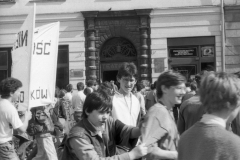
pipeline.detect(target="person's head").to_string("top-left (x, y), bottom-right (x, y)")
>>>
top-left (156, 70), bottom-right (186, 105)
top-left (86, 80), bottom-right (98, 91)
top-left (59, 89), bottom-right (66, 99)
top-left (84, 87), bottom-right (92, 96)
top-left (55, 86), bottom-right (60, 98)
top-left (190, 82), bottom-right (197, 91)
top-left (234, 71), bottom-right (240, 78)
top-left (82, 90), bottom-right (112, 127)
top-left (98, 81), bottom-right (114, 96)
top-left (150, 81), bottom-right (157, 90)
top-left (66, 84), bottom-right (73, 93)
top-left (195, 70), bottom-right (209, 88)
top-left (77, 82), bottom-right (85, 91)
top-left (0, 77), bottom-right (22, 101)
top-left (185, 82), bottom-right (191, 93)
top-left (132, 85), bottom-right (137, 94)
top-left (200, 72), bottom-right (240, 121)
top-left (136, 83), bottom-right (144, 92)
top-left (117, 62), bottom-right (137, 94)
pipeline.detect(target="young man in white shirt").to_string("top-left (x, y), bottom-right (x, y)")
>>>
top-left (72, 82), bottom-right (86, 122)
top-left (112, 62), bottom-right (141, 127)
top-left (0, 77), bottom-right (32, 160)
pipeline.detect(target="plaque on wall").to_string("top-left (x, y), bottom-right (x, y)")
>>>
top-left (69, 69), bottom-right (84, 78)
top-left (169, 47), bottom-right (197, 58)
top-left (154, 58), bottom-right (165, 73)
top-left (201, 46), bottom-right (214, 57)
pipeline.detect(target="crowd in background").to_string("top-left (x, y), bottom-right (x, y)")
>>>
top-left (0, 62), bottom-right (240, 160)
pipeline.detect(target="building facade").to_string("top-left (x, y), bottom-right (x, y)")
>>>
top-left (0, 0), bottom-right (239, 89)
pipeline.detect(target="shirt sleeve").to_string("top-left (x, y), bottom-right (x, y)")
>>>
top-left (7, 106), bottom-right (23, 129)
top-left (69, 137), bottom-right (130, 160)
top-left (114, 119), bottom-right (136, 146)
top-left (140, 108), bottom-right (168, 147)
top-left (139, 94), bottom-right (146, 115)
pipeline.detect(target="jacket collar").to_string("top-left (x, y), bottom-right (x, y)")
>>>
top-left (82, 118), bottom-right (104, 137)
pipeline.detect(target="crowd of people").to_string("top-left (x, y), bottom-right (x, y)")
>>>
top-left (0, 62), bottom-right (240, 160)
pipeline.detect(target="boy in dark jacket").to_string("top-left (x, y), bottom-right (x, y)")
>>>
top-left (63, 90), bottom-right (147, 160)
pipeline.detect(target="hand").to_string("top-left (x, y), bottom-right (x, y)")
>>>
top-left (129, 143), bottom-right (148, 159)
top-left (25, 110), bottom-right (32, 121)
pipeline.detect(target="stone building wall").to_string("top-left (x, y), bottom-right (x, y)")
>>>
top-left (225, 5), bottom-right (240, 73)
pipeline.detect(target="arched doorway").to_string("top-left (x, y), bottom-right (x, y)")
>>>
top-left (100, 37), bottom-right (137, 82)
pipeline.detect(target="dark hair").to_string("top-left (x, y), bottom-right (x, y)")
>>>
top-left (185, 82), bottom-right (191, 87)
top-left (156, 70), bottom-right (186, 98)
top-left (234, 71), bottom-right (240, 78)
top-left (84, 87), bottom-right (92, 96)
top-left (77, 82), bottom-right (85, 91)
top-left (190, 82), bottom-right (197, 91)
top-left (150, 81), bottom-right (157, 90)
top-left (59, 89), bottom-right (66, 98)
top-left (195, 70), bottom-right (209, 88)
top-left (117, 62), bottom-right (137, 79)
top-left (82, 90), bottom-right (112, 119)
top-left (66, 84), bottom-right (73, 92)
top-left (55, 86), bottom-right (60, 98)
top-left (136, 83), bottom-right (144, 92)
top-left (98, 81), bottom-right (113, 95)
top-left (0, 77), bottom-right (22, 98)
top-left (86, 80), bottom-right (96, 87)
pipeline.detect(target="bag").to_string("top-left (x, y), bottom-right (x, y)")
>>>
top-left (50, 100), bottom-right (67, 136)
top-left (57, 135), bottom-right (78, 160)
top-left (27, 105), bottom-right (54, 136)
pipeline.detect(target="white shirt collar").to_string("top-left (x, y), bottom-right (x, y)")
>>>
top-left (200, 114), bottom-right (226, 128)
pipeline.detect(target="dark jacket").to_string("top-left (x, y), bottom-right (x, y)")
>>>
top-left (64, 117), bottom-right (136, 160)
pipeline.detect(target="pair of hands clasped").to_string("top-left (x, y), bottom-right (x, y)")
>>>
top-left (129, 143), bottom-right (148, 159)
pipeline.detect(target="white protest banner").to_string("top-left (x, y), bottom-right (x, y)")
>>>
top-left (29, 22), bottom-right (60, 108)
top-left (11, 4), bottom-right (36, 110)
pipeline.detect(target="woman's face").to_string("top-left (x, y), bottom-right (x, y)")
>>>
top-left (164, 82), bottom-right (186, 106)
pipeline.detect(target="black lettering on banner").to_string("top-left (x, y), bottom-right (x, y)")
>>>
top-left (36, 88), bottom-right (40, 99)
top-left (22, 30), bottom-right (28, 47)
top-left (13, 30), bottom-right (28, 50)
top-left (31, 88), bottom-right (48, 100)
top-left (36, 42), bottom-right (43, 55)
top-left (44, 42), bottom-right (50, 55)
top-left (33, 41), bottom-right (51, 55)
top-left (17, 91), bottom-right (25, 103)
top-left (31, 90), bottom-right (35, 100)
top-left (41, 89), bottom-right (47, 98)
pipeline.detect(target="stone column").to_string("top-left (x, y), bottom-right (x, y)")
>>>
top-left (136, 9), bottom-right (152, 83)
top-left (139, 25), bottom-right (149, 80)
top-left (82, 11), bottom-right (99, 81)
top-left (86, 27), bottom-right (97, 80)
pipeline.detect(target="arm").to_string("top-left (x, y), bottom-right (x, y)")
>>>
top-left (69, 137), bottom-right (130, 160)
top-left (149, 146), bottom-right (178, 159)
top-left (130, 127), bottom-right (140, 139)
top-left (139, 94), bottom-right (146, 115)
top-left (16, 110), bottom-right (32, 134)
top-left (141, 108), bottom-right (178, 159)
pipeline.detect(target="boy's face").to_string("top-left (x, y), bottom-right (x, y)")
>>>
top-left (11, 87), bottom-right (21, 102)
top-left (163, 82), bottom-right (186, 105)
top-left (118, 76), bottom-right (136, 94)
top-left (87, 109), bottom-right (110, 128)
